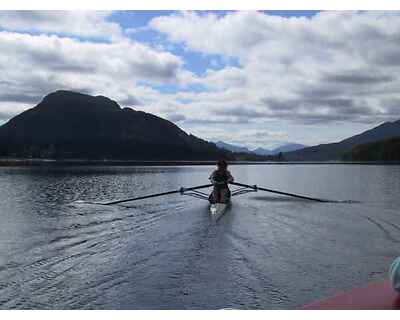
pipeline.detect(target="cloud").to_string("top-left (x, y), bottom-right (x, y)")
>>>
top-left (119, 96), bottom-right (141, 106)
top-left (0, 101), bottom-right (35, 121)
top-left (1, 11), bottom-right (400, 148)
top-left (215, 106), bottom-right (267, 121)
top-left (166, 113), bottom-right (186, 122)
top-left (322, 72), bottom-right (394, 84)
top-left (0, 11), bottom-right (122, 40)
top-left (0, 92), bottom-right (42, 104)
top-left (150, 11), bottom-right (400, 127)
top-left (0, 109), bottom-right (16, 121)
top-left (150, 11), bottom-right (271, 58)
top-left (0, 31), bottom-right (184, 115)
top-left (187, 126), bottom-right (288, 149)
top-left (201, 66), bottom-right (246, 90)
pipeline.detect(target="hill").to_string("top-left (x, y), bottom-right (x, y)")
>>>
top-left (215, 141), bottom-right (252, 153)
top-left (252, 147), bottom-right (272, 156)
top-left (285, 120), bottom-right (400, 161)
top-left (216, 141), bottom-right (306, 156)
top-left (253, 144), bottom-right (307, 156)
top-left (343, 137), bottom-right (400, 161)
top-left (0, 90), bottom-right (233, 160)
top-left (273, 143), bottom-right (307, 154)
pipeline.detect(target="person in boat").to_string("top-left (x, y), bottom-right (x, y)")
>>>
top-left (209, 159), bottom-right (234, 204)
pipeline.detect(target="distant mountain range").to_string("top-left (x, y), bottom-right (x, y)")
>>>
top-left (285, 120), bottom-right (400, 161)
top-left (216, 119), bottom-right (400, 162)
top-left (215, 141), bottom-right (307, 156)
top-left (0, 90), bottom-right (234, 160)
top-left (215, 141), bottom-right (252, 154)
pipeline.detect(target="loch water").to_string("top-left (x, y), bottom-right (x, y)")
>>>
top-left (0, 164), bottom-right (399, 309)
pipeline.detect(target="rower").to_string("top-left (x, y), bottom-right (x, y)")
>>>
top-left (209, 159), bottom-right (234, 204)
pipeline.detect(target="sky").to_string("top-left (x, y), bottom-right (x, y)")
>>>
top-left (0, 10), bottom-right (399, 149)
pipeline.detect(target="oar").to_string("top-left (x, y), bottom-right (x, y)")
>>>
top-left (230, 181), bottom-right (332, 203)
top-left (102, 183), bottom-right (214, 205)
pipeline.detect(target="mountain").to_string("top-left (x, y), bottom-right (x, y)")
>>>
top-left (273, 143), bottom-right (307, 154)
top-left (285, 120), bottom-right (400, 161)
top-left (343, 137), bottom-right (400, 161)
top-left (214, 141), bottom-right (288, 161)
top-left (252, 147), bottom-right (273, 156)
top-left (0, 90), bottom-right (233, 160)
top-left (215, 141), bottom-right (252, 153)
top-left (215, 142), bottom-right (305, 156)
top-left (215, 141), bottom-right (307, 156)
top-left (253, 143), bottom-right (307, 156)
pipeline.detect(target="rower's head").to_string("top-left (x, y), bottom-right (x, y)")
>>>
top-left (217, 159), bottom-right (228, 170)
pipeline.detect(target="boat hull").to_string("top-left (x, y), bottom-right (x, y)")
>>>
top-left (302, 280), bottom-right (400, 310)
top-left (210, 202), bottom-right (228, 216)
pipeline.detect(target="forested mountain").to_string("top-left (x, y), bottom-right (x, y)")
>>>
top-left (0, 90), bottom-right (233, 160)
top-left (285, 120), bottom-right (400, 161)
top-left (343, 137), bottom-right (400, 161)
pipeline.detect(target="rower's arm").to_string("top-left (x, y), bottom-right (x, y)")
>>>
top-left (227, 170), bottom-right (234, 183)
top-left (209, 171), bottom-right (216, 183)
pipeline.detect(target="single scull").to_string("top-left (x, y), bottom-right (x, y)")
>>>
top-left (88, 181), bottom-right (340, 217)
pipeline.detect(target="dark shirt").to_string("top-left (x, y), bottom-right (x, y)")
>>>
top-left (209, 169), bottom-right (234, 188)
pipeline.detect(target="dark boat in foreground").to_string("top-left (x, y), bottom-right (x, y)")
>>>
top-left (302, 280), bottom-right (400, 310)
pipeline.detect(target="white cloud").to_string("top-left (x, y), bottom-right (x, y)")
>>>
top-left (150, 11), bottom-right (268, 58)
top-left (0, 11), bottom-right (122, 40)
top-left (1, 11), bottom-right (400, 148)
top-left (185, 126), bottom-right (288, 150)
top-left (201, 66), bottom-right (246, 90)
top-left (0, 30), bottom-right (185, 118)
top-left (150, 11), bottom-right (400, 127)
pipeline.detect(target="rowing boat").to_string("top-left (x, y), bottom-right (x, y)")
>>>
top-left (302, 280), bottom-right (400, 309)
top-left (210, 202), bottom-right (227, 215)
top-left (94, 181), bottom-right (339, 213)
top-left (209, 201), bottom-right (231, 217)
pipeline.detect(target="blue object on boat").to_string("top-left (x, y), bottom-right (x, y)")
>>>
top-left (389, 256), bottom-right (400, 293)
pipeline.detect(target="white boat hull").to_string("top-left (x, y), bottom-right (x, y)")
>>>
top-left (210, 203), bottom-right (228, 216)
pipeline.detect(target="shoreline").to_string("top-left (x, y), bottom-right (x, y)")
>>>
top-left (1, 158), bottom-right (400, 166)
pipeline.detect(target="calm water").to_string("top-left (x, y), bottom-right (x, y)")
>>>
top-left (0, 164), bottom-right (399, 309)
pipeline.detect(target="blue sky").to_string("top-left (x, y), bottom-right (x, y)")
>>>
top-left (0, 10), bottom-right (398, 149)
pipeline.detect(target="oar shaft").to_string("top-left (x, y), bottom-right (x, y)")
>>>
top-left (230, 181), bottom-right (329, 203)
top-left (103, 183), bottom-right (214, 205)
top-left (104, 189), bottom-right (180, 205)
